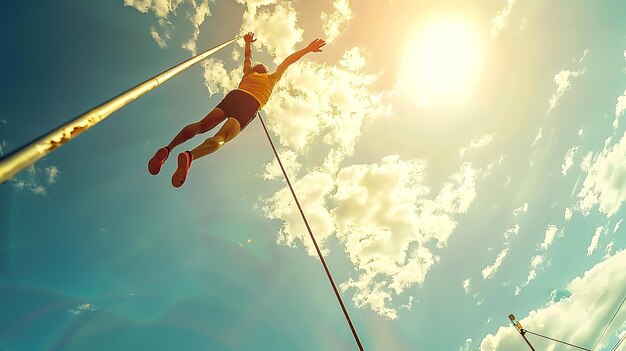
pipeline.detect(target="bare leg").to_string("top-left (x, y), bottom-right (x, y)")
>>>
top-left (166, 108), bottom-right (226, 151)
top-left (190, 117), bottom-right (241, 160)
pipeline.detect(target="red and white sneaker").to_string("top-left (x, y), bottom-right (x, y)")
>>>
top-left (148, 147), bottom-right (170, 175)
top-left (172, 151), bottom-right (192, 188)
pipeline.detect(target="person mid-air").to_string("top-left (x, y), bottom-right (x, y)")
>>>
top-left (147, 32), bottom-right (326, 188)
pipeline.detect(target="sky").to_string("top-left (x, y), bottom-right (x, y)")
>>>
top-left (1, 0), bottom-right (626, 350)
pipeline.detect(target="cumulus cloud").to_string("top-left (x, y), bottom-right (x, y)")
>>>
top-left (460, 133), bottom-right (495, 158)
top-left (150, 26), bottom-right (169, 48)
top-left (564, 207), bottom-right (573, 221)
top-left (482, 248), bottom-right (509, 280)
top-left (69, 303), bottom-right (98, 315)
top-left (614, 219), bottom-right (623, 233)
top-left (264, 155), bottom-right (481, 319)
top-left (480, 250), bottom-right (626, 351)
top-left (539, 224), bottom-right (561, 250)
top-left (0, 140), bottom-right (6, 155)
top-left (561, 146), bottom-right (579, 176)
top-left (321, 0), bottom-right (352, 43)
top-left (548, 68), bottom-right (585, 113)
top-left (614, 89), bottom-right (626, 130)
top-left (462, 278), bottom-right (471, 294)
top-left (587, 226), bottom-right (603, 256)
top-left (577, 129), bottom-right (626, 217)
top-left (239, 1), bottom-right (304, 64)
top-left (123, 0), bottom-right (184, 18)
top-left (513, 203), bottom-right (528, 218)
top-left (181, 0), bottom-right (212, 54)
top-left (490, 0), bottom-right (517, 38)
top-left (460, 338), bottom-right (473, 351)
top-left (10, 164), bottom-right (61, 196)
top-left (503, 224), bottom-right (520, 240)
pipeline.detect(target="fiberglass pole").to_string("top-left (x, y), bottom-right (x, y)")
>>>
top-left (0, 35), bottom-right (242, 184)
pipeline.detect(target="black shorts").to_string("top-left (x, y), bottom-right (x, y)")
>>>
top-left (216, 89), bottom-right (261, 130)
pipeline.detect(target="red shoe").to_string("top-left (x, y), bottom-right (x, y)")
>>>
top-left (172, 151), bottom-right (192, 188)
top-left (148, 147), bottom-right (169, 175)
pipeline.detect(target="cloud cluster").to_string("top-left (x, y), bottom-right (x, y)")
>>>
top-left (587, 226), bottom-right (604, 256)
top-left (265, 155), bottom-right (481, 319)
top-left (614, 89), bottom-right (626, 129)
top-left (490, 0), bottom-right (517, 38)
top-left (460, 133), bottom-right (495, 158)
top-left (561, 146), bottom-right (579, 176)
top-left (482, 248), bottom-right (509, 280)
top-left (548, 69), bottom-right (585, 113)
top-left (239, 1), bottom-right (304, 64)
top-left (321, 0), bottom-right (352, 43)
top-left (480, 249), bottom-right (626, 351)
top-left (10, 165), bottom-right (60, 196)
top-left (69, 303), bottom-right (98, 315)
top-left (577, 129), bottom-right (626, 217)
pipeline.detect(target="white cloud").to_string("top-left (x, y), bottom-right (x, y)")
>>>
top-left (239, 1), bottom-right (304, 64)
top-left (480, 250), bottom-right (626, 351)
top-left (578, 125), bottom-right (585, 137)
top-left (10, 164), bottom-right (60, 196)
top-left (548, 69), bottom-right (585, 113)
top-left (460, 133), bottom-right (495, 158)
top-left (490, 0), bottom-right (517, 38)
top-left (45, 166), bottom-right (60, 184)
top-left (462, 278), bottom-right (471, 294)
top-left (123, 0), bottom-right (184, 18)
top-left (265, 155), bottom-right (480, 319)
top-left (531, 127), bottom-right (542, 146)
top-left (561, 146), bottom-right (579, 176)
top-left (150, 26), bottom-right (169, 48)
top-left (460, 338), bottom-right (473, 351)
top-left (503, 224), bottom-right (520, 240)
top-left (321, 0), bottom-right (352, 44)
top-left (513, 203), bottom-right (528, 217)
top-left (524, 254), bottom-right (545, 286)
top-left (564, 207), bottom-right (573, 221)
top-left (69, 303), bottom-right (98, 315)
top-left (0, 140), bottom-right (6, 155)
top-left (577, 130), bottom-right (626, 217)
top-left (614, 219), bottom-right (624, 233)
top-left (482, 248), bottom-right (509, 280)
top-left (604, 241), bottom-right (615, 258)
top-left (614, 88), bottom-right (626, 129)
top-left (539, 224), bottom-right (561, 250)
top-left (181, 0), bottom-right (212, 54)
top-left (587, 226), bottom-right (603, 256)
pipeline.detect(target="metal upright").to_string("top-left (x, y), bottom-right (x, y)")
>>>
top-left (0, 36), bottom-right (242, 183)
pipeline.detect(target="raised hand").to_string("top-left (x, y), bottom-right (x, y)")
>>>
top-left (306, 39), bottom-right (326, 53)
top-left (244, 32), bottom-right (256, 43)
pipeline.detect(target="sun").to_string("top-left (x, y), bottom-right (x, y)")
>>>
top-left (398, 20), bottom-right (485, 105)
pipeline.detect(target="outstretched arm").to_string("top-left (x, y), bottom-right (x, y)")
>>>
top-left (243, 32), bottom-right (256, 74)
top-left (270, 39), bottom-right (326, 80)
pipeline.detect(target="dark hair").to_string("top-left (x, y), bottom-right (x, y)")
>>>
top-left (253, 63), bottom-right (268, 74)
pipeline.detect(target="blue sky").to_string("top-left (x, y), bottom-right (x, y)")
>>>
top-left (2, 0), bottom-right (626, 350)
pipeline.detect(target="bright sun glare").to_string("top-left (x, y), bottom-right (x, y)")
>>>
top-left (399, 21), bottom-right (485, 106)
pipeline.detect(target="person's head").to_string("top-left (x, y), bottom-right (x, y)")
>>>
top-left (252, 63), bottom-right (268, 74)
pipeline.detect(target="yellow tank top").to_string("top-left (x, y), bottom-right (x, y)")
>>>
top-left (237, 72), bottom-right (277, 108)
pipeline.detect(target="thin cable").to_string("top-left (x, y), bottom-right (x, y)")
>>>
top-left (593, 295), bottom-right (626, 351)
top-left (525, 330), bottom-right (590, 351)
top-left (257, 111), bottom-right (365, 351)
top-left (610, 331), bottom-right (626, 351)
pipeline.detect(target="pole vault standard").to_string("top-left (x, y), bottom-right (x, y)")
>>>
top-left (0, 36), bottom-right (242, 184)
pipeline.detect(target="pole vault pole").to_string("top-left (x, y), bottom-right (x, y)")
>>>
top-left (0, 35), bottom-right (242, 184)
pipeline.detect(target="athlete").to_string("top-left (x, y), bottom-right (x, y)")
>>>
top-left (148, 32), bottom-right (326, 187)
